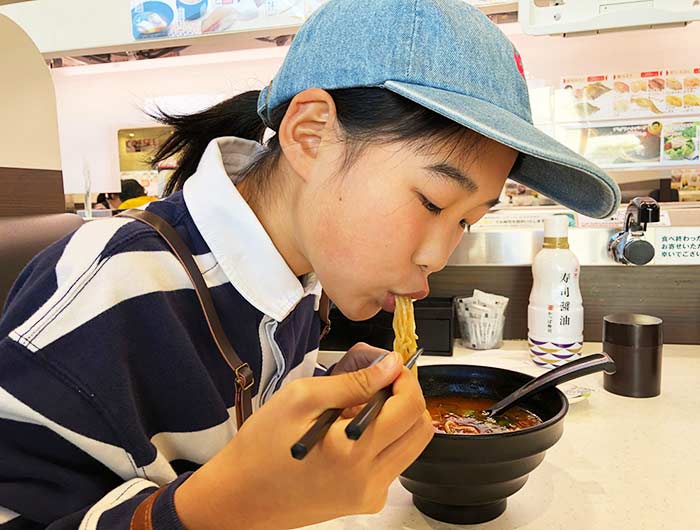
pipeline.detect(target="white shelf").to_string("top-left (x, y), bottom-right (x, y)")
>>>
top-left (604, 165), bottom-right (697, 185)
top-left (474, 1), bottom-right (518, 16)
top-left (518, 0), bottom-right (700, 36)
top-left (555, 113), bottom-right (700, 128)
top-left (2, 1), bottom-right (521, 59)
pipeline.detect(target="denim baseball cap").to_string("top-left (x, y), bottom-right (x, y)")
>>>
top-left (257, 0), bottom-right (621, 219)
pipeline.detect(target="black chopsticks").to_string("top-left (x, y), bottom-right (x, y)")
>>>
top-left (291, 348), bottom-right (424, 460)
top-left (290, 352), bottom-right (389, 460)
top-left (291, 407), bottom-right (343, 460)
top-left (345, 348), bottom-right (424, 441)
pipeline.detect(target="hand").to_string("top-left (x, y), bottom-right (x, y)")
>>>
top-left (331, 343), bottom-right (394, 419)
top-left (330, 342), bottom-right (391, 375)
top-left (174, 352), bottom-right (434, 530)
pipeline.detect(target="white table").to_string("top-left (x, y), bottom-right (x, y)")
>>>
top-left (309, 341), bottom-right (700, 529)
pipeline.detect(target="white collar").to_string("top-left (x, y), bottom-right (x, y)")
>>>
top-left (183, 136), bottom-right (322, 322)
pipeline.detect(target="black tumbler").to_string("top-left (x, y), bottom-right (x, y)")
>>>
top-left (603, 313), bottom-right (663, 398)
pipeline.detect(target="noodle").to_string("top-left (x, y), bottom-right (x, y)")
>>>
top-left (392, 295), bottom-right (418, 375)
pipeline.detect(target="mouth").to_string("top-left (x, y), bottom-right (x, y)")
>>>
top-left (381, 289), bottom-right (429, 313)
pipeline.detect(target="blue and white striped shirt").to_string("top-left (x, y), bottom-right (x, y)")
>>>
top-left (0, 137), bottom-right (327, 529)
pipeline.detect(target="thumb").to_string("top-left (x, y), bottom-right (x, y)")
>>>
top-left (308, 351), bottom-right (403, 411)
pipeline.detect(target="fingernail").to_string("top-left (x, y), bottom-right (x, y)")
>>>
top-left (377, 351), bottom-right (400, 373)
top-left (369, 352), bottom-right (390, 367)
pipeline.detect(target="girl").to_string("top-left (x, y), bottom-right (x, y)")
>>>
top-left (0, 1), bottom-right (618, 529)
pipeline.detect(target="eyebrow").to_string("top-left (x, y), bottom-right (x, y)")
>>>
top-left (423, 163), bottom-right (478, 192)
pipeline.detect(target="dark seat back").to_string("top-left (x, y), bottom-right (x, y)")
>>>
top-left (0, 213), bottom-right (83, 313)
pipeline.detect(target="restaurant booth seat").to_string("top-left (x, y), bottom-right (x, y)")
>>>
top-left (0, 213), bottom-right (84, 314)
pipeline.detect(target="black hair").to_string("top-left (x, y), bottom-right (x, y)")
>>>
top-left (119, 179), bottom-right (146, 201)
top-left (149, 88), bottom-right (485, 199)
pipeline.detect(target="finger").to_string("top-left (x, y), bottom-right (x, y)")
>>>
top-left (361, 367), bottom-right (427, 449)
top-left (340, 404), bottom-right (365, 419)
top-left (338, 367), bottom-right (426, 454)
top-left (288, 352), bottom-right (403, 414)
top-left (343, 343), bottom-right (393, 372)
top-left (320, 408), bottom-right (429, 466)
top-left (351, 343), bottom-right (391, 362)
top-left (339, 354), bottom-right (393, 416)
top-left (373, 410), bottom-right (434, 480)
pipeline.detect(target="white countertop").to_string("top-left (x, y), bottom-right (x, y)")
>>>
top-left (309, 341), bottom-right (700, 530)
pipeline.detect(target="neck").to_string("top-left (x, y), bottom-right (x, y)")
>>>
top-left (236, 164), bottom-right (312, 277)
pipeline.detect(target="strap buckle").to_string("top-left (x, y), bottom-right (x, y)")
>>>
top-left (320, 320), bottom-right (331, 341)
top-left (235, 363), bottom-right (254, 391)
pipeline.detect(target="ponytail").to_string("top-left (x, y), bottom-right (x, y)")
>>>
top-left (149, 90), bottom-right (267, 196)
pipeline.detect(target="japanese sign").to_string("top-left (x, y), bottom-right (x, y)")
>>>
top-left (655, 228), bottom-right (700, 264)
top-left (545, 271), bottom-right (577, 335)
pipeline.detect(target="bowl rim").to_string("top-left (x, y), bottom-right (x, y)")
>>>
top-left (418, 364), bottom-right (570, 440)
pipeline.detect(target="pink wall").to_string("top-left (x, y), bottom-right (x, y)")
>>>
top-left (52, 47), bottom-right (287, 194)
top-left (505, 21), bottom-right (700, 86)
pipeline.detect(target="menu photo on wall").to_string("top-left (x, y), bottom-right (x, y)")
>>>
top-left (661, 121), bottom-right (700, 163)
top-left (576, 120), bottom-right (664, 167)
top-left (557, 68), bottom-right (700, 122)
top-left (556, 119), bottom-right (699, 169)
top-left (129, 0), bottom-right (308, 41)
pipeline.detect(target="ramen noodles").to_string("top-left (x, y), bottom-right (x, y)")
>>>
top-left (393, 295), bottom-right (418, 374)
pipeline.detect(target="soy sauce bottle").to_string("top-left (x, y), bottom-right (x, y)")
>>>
top-left (527, 215), bottom-right (583, 368)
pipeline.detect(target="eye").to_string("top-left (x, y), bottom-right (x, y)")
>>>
top-left (419, 194), bottom-right (443, 216)
top-left (419, 193), bottom-right (470, 229)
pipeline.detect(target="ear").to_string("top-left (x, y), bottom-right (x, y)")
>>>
top-left (277, 88), bottom-right (337, 182)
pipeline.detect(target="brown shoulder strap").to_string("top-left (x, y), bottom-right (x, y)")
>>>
top-left (319, 291), bottom-right (331, 340)
top-left (129, 486), bottom-right (164, 530)
top-left (118, 209), bottom-right (253, 428)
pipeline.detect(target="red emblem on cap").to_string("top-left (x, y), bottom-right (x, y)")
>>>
top-left (514, 49), bottom-right (525, 78)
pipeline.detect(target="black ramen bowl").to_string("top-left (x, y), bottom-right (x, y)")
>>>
top-left (399, 364), bottom-right (569, 524)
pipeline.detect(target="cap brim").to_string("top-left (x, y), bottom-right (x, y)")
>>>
top-left (383, 81), bottom-right (620, 219)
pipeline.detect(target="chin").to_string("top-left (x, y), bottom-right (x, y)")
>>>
top-left (336, 299), bottom-right (382, 322)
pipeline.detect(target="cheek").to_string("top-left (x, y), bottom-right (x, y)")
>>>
top-left (306, 185), bottom-right (418, 290)
top-left (316, 197), bottom-right (400, 269)
top-left (449, 227), bottom-right (464, 253)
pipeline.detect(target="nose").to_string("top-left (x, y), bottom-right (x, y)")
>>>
top-left (414, 238), bottom-right (453, 276)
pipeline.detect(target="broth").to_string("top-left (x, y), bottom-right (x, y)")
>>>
top-left (426, 396), bottom-right (543, 435)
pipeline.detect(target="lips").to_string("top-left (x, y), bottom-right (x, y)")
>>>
top-left (382, 293), bottom-right (396, 313)
top-left (382, 289), bottom-right (429, 313)
top-left (404, 289), bottom-right (429, 300)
